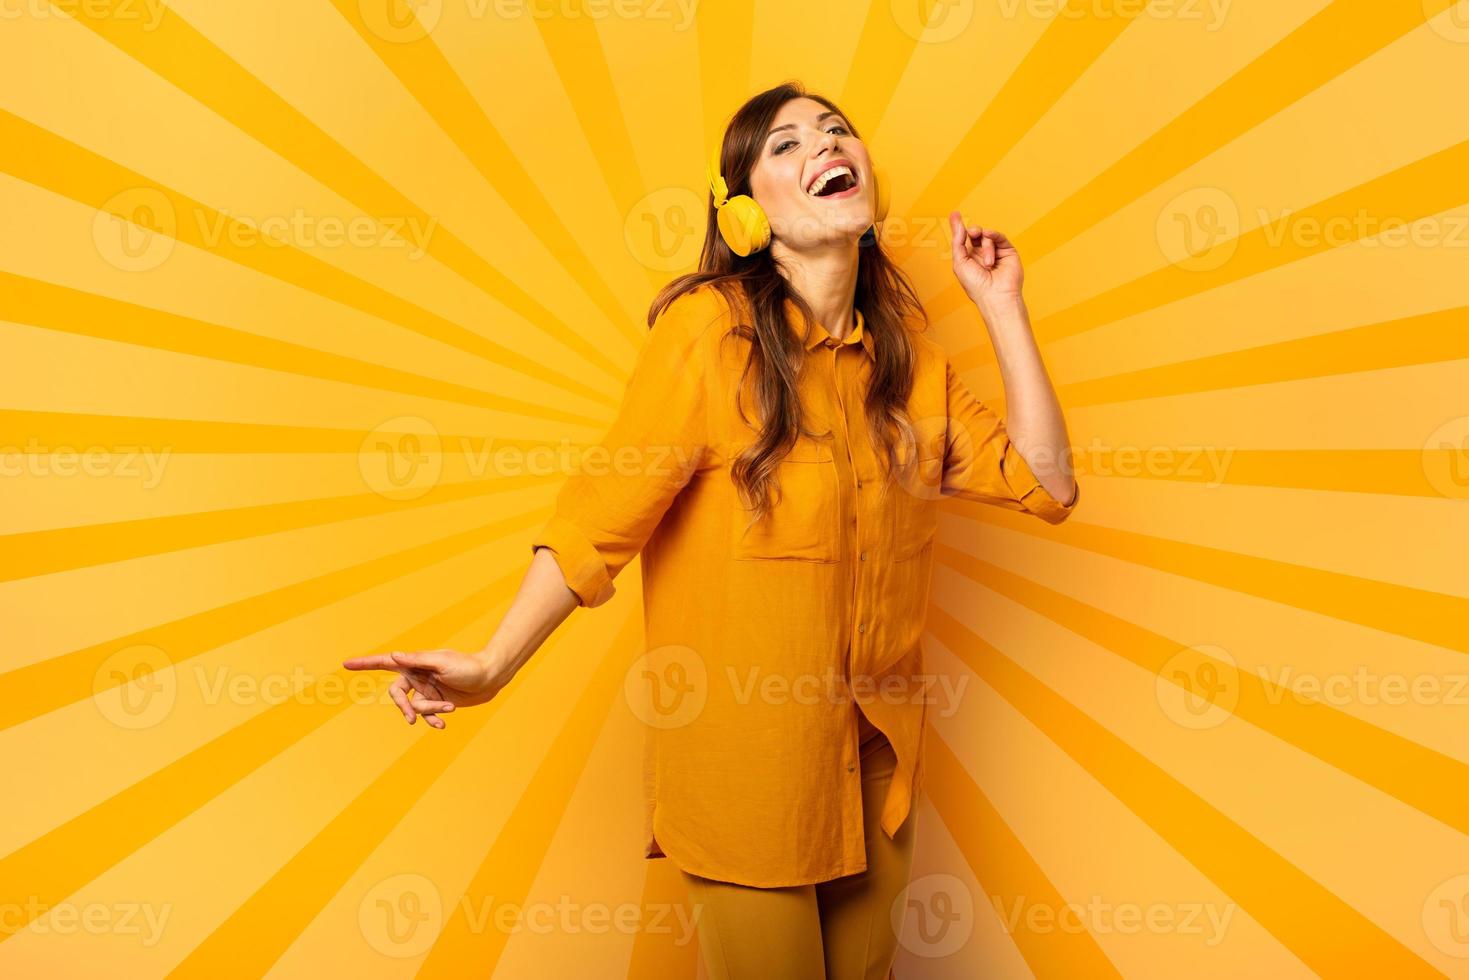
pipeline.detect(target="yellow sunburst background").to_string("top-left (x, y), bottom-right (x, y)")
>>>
top-left (3, 0), bottom-right (1468, 976)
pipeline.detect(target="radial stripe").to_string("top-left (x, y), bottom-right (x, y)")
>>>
top-left (889, 0), bottom-right (1146, 266)
top-left (414, 609), bottom-right (642, 976)
top-left (0, 411), bottom-right (602, 461)
top-left (1076, 448), bottom-right (1454, 499)
top-left (328, 0), bottom-right (666, 303)
top-left (921, 376), bottom-right (1464, 497)
top-left (976, 140), bottom-right (1469, 352)
top-left (0, 468), bottom-right (549, 584)
top-left (695, 0), bottom-right (754, 154)
top-left (1, 272), bottom-right (607, 424)
top-left (0, 410), bottom-right (616, 463)
top-left (957, 303), bottom-right (1469, 393)
top-left (166, 619), bottom-right (583, 978)
top-left (927, 607), bottom-right (1443, 977)
top-left (626, 858), bottom-right (703, 978)
top-left (955, 398), bottom-right (1467, 503)
top-left (0, 410), bottom-right (379, 455)
top-left (1019, 0), bottom-right (1457, 261)
top-left (524, 11), bottom-right (674, 296)
top-left (836, 6), bottom-right (922, 135)
top-left (0, 512), bottom-right (541, 734)
top-left (60, 1), bottom-right (647, 351)
top-left (940, 544), bottom-right (1469, 835)
top-left (0, 554), bottom-right (523, 940)
top-left (924, 730), bottom-right (1122, 977)
top-left (0, 110), bottom-right (622, 401)
top-left (952, 505), bottom-right (1467, 655)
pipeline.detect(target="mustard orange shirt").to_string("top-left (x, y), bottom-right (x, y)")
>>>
top-left (530, 284), bottom-right (1078, 887)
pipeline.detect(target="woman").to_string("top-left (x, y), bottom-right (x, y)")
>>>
top-left (344, 81), bottom-right (1078, 979)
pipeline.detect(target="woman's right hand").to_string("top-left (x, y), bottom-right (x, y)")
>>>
top-left (342, 648), bottom-right (513, 730)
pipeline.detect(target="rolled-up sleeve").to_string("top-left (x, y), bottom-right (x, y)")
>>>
top-left (940, 356), bottom-right (1079, 525)
top-left (530, 293), bottom-right (717, 607)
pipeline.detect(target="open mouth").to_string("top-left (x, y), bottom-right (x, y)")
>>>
top-left (806, 164), bottom-right (859, 199)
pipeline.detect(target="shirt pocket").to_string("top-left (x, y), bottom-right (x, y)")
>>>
top-left (730, 438), bottom-right (842, 562)
top-left (889, 430), bottom-right (946, 561)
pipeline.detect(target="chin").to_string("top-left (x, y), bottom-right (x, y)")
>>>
top-left (781, 209), bottom-right (869, 246)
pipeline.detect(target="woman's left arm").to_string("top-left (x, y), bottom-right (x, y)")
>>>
top-left (948, 211), bottom-right (1078, 508)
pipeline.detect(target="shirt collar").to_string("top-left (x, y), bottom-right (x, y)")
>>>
top-left (783, 297), bottom-right (875, 362)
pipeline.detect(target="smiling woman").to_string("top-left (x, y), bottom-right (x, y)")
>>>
top-left (345, 80), bottom-right (1078, 980)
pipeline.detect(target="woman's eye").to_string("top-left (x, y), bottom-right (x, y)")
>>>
top-left (773, 125), bottom-right (849, 154)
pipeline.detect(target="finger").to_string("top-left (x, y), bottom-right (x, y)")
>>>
top-left (388, 676), bottom-right (415, 724)
top-left (410, 698), bottom-right (456, 715)
top-left (343, 653), bottom-right (403, 671)
top-left (982, 234), bottom-right (997, 268)
top-left (405, 674), bottom-right (446, 702)
top-left (424, 713), bottom-right (447, 730)
top-left (986, 228), bottom-right (1015, 252)
top-left (948, 212), bottom-right (969, 262)
top-left (390, 650), bottom-right (443, 671)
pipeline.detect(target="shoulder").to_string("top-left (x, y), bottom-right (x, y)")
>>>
top-left (651, 283), bottom-right (738, 344)
top-left (904, 313), bottom-right (951, 373)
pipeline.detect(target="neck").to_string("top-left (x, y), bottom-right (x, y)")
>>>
top-left (771, 238), bottom-right (859, 341)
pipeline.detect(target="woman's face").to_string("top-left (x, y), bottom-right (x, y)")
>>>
top-left (747, 97), bottom-right (876, 250)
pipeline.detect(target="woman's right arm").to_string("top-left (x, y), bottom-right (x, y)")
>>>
top-left (340, 547), bottom-right (578, 729)
top-left (480, 545), bottom-right (582, 677)
top-left (343, 288), bottom-right (722, 728)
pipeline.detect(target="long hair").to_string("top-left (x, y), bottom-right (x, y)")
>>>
top-left (647, 80), bottom-right (928, 527)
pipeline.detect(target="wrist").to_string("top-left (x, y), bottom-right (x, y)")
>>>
top-left (975, 292), bottom-right (1026, 323)
top-left (474, 642), bottom-right (509, 674)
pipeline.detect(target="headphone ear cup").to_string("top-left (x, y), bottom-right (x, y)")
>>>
top-left (708, 147), bottom-right (770, 256)
top-left (716, 194), bottom-right (771, 256)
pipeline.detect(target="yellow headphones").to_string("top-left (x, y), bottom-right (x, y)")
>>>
top-left (707, 150), bottom-right (890, 257)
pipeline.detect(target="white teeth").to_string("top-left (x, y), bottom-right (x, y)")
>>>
top-left (807, 164), bottom-right (854, 196)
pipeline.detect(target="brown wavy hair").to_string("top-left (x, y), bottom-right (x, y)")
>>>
top-left (648, 80), bottom-right (929, 528)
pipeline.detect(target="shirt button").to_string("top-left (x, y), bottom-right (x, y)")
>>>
top-left (857, 623), bottom-right (866, 633)
top-left (847, 763), bottom-right (856, 773)
top-left (855, 479), bottom-right (862, 488)
top-left (859, 551), bottom-right (867, 561)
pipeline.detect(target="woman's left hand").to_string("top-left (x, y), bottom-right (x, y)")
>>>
top-left (949, 211), bottom-right (1023, 310)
